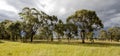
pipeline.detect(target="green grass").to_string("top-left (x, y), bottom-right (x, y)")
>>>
top-left (0, 40), bottom-right (120, 56)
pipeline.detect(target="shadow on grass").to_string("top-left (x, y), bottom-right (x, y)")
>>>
top-left (29, 40), bottom-right (120, 47)
top-left (0, 41), bottom-right (4, 43)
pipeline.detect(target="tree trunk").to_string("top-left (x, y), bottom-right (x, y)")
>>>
top-left (23, 37), bottom-right (25, 42)
top-left (90, 33), bottom-right (94, 43)
top-left (90, 38), bottom-right (94, 43)
top-left (15, 35), bottom-right (18, 41)
top-left (47, 37), bottom-right (49, 42)
top-left (58, 35), bottom-right (61, 42)
top-left (58, 37), bottom-right (61, 42)
top-left (12, 35), bottom-right (15, 41)
top-left (51, 37), bottom-right (53, 42)
top-left (23, 36), bottom-right (27, 43)
top-left (81, 30), bottom-right (85, 43)
top-left (1, 35), bottom-right (4, 39)
top-left (81, 36), bottom-right (85, 43)
top-left (67, 37), bottom-right (70, 43)
top-left (110, 36), bottom-right (112, 42)
top-left (30, 36), bottom-right (33, 42)
top-left (25, 37), bottom-right (27, 42)
top-left (30, 35), bottom-right (33, 42)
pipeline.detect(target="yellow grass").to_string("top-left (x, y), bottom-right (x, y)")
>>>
top-left (0, 40), bottom-right (120, 56)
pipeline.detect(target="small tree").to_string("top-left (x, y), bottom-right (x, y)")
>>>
top-left (64, 23), bottom-right (78, 42)
top-left (0, 20), bottom-right (12, 40)
top-left (98, 30), bottom-right (108, 40)
top-left (108, 27), bottom-right (120, 42)
top-left (55, 19), bottom-right (64, 42)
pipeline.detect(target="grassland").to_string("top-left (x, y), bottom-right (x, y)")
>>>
top-left (0, 40), bottom-right (120, 56)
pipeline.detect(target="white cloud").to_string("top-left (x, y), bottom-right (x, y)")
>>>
top-left (37, 0), bottom-right (56, 14)
top-left (0, 0), bottom-right (18, 13)
top-left (59, 8), bottom-right (66, 15)
top-left (104, 13), bottom-right (120, 27)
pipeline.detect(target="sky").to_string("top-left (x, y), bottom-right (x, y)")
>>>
top-left (0, 0), bottom-right (120, 28)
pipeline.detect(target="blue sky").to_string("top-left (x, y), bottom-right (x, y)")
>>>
top-left (0, 0), bottom-right (120, 28)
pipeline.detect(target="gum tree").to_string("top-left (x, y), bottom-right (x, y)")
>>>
top-left (19, 7), bottom-right (58, 42)
top-left (67, 9), bottom-right (103, 43)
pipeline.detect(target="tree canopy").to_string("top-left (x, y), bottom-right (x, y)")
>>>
top-left (1, 7), bottom-right (119, 43)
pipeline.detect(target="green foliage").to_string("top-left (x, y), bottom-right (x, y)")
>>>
top-left (54, 19), bottom-right (64, 40)
top-left (2, 7), bottom-right (120, 43)
top-left (108, 27), bottom-right (120, 42)
top-left (98, 30), bottom-right (108, 40)
top-left (67, 9), bottom-right (103, 43)
top-left (19, 7), bottom-right (55, 42)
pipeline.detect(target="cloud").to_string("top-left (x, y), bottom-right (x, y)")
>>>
top-left (0, 10), bottom-right (19, 21)
top-left (0, 0), bottom-right (18, 13)
top-left (0, 0), bottom-right (120, 28)
top-left (104, 13), bottom-right (120, 27)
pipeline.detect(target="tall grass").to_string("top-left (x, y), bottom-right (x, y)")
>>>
top-left (0, 40), bottom-right (119, 56)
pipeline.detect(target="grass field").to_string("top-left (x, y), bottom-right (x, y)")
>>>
top-left (0, 40), bottom-right (120, 56)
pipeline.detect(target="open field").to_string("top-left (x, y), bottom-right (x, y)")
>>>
top-left (0, 40), bottom-right (120, 56)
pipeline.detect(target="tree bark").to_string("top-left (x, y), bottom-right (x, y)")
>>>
top-left (110, 36), bottom-right (112, 42)
top-left (30, 36), bottom-right (33, 42)
top-left (68, 37), bottom-right (70, 43)
top-left (81, 30), bottom-right (85, 43)
top-left (51, 37), bottom-right (53, 42)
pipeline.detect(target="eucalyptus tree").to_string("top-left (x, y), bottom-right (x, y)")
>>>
top-left (0, 21), bottom-right (8, 39)
top-left (0, 22), bottom-right (4, 39)
top-left (39, 26), bottom-right (53, 41)
top-left (67, 9), bottom-right (103, 43)
top-left (64, 23), bottom-right (78, 42)
top-left (108, 28), bottom-right (115, 42)
top-left (86, 32), bottom-right (94, 42)
top-left (98, 30), bottom-right (108, 40)
top-left (48, 15), bottom-right (58, 41)
top-left (0, 20), bottom-right (21, 41)
top-left (19, 7), bottom-right (43, 42)
top-left (108, 27), bottom-right (120, 42)
top-left (0, 20), bottom-right (13, 40)
top-left (6, 23), bottom-right (15, 41)
top-left (36, 15), bottom-right (58, 41)
top-left (10, 21), bottom-right (22, 41)
top-left (19, 7), bottom-right (58, 42)
top-left (54, 19), bottom-right (64, 41)
top-left (0, 23), bottom-right (2, 39)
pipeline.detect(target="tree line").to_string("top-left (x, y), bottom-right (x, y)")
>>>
top-left (0, 7), bottom-right (119, 43)
top-left (99, 27), bottom-right (120, 42)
